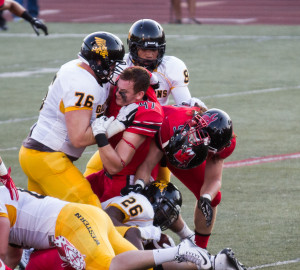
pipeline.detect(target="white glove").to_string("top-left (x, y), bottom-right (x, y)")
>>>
top-left (106, 103), bottom-right (139, 138)
top-left (138, 225), bottom-right (161, 241)
top-left (187, 97), bottom-right (207, 110)
top-left (91, 116), bottom-right (115, 137)
top-left (0, 258), bottom-right (5, 270)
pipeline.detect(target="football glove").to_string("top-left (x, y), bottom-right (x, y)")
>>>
top-left (106, 103), bottom-right (139, 138)
top-left (198, 195), bottom-right (213, 227)
top-left (139, 225), bottom-right (161, 241)
top-left (183, 97), bottom-right (207, 110)
top-left (120, 179), bottom-right (145, 196)
top-left (21, 11), bottom-right (48, 36)
top-left (91, 116), bottom-right (115, 137)
top-left (30, 18), bottom-right (48, 36)
top-left (0, 167), bottom-right (19, 201)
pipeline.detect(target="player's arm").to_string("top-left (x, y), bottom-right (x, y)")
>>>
top-left (65, 109), bottom-right (96, 148)
top-left (0, 216), bottom-right (10, 263)
top-left (98, 131), bottom-right (147, 175)
top-left (201, 155), bottom-right (224, 199)
top-left (1, 0), bottom-right (48, 35)
top-left (134, 139), bottom-right (164, 185)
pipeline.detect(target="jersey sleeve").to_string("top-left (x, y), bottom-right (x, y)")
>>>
top-left (0, 202), bottom-right (9, 219)
top-left (126, 102), bottom-right (163, 137)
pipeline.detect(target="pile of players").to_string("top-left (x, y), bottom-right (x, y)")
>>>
top-left (0, 18), bottom-right (247, 270)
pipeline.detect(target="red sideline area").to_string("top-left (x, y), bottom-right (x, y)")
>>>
top-left (224, 152), bottom-right (300, 168)
top-left (4, 0), bottom-right (300, 25)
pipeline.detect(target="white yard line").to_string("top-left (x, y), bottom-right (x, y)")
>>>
top-left (248, 258), bottom-right (300, 269)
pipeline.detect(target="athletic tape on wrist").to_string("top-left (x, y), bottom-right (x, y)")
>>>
top-left (95, 134), bottom-right (109, 148)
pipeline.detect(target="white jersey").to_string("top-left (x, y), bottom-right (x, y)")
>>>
top-left (0, 187), bottom-right (67, 249)
top-left (124, 53), bottom-right (191, 105)
top-left (102, 192), bottom-right (154, 227)
top-left (30, 59), bottom-right (110, 158)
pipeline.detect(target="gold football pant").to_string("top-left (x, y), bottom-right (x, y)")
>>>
top-left (19, 146), bottom-right (101, 208)
top-left (56, 203), bottom-right (137, 270)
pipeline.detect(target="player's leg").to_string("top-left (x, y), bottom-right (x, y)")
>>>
top-left (19, 147), bottom-right (101, 207)
top-left (83, 150), bottom-right (103, 177)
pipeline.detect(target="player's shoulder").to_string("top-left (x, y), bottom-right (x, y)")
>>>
top-left (136, 101), bottom-right (164, 121)
top-left (159, 55), bottom-right (187, 70)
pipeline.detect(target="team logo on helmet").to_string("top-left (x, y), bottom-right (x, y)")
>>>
top-left (92, 37), bottom-right (109, 58)
top-left (173, 147), bottom-right (196, 168)
top-left (202, 113), bottom-right (218, 125)
top-left (153, 181), bottom-right (168, 193)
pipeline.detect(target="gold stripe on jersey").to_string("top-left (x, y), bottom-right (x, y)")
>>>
top-left (5, 204), bottom-right (17, 227)
top-left (0, 212), bottom-right (9, 219)
top-left (65, 106), bottom-right (93, 112)
top-left (59, 100), bottom-right (65, 114)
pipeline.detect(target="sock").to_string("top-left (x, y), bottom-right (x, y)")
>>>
top-left (152, 246), bottom-right (178, 265)
top-left (177, 221), bottom-right (194, 239)
top-left (195, 231), bottom-right (211, 249)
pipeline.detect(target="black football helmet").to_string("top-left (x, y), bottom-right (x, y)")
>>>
top-left (127, 19), bottom-right (166, 71)
top-left (143, 180), bottom-right (182, 231)
top-left (79, 31), bottom-right (125, 85)
top-left (201, 108), bottom-right (233, 153)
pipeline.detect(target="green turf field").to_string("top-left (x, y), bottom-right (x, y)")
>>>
top-left (1, 22), bottom-right (300, 269)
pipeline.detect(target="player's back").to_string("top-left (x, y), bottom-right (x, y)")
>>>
top-left (0, 187), bottom-right (67, 249)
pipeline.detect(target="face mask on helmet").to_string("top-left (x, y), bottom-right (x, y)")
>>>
top-left (127, 19), bottom-right (166, 72)
top-left (143, 181), bottom-right (182, 231)
top-left (79, 31), bottom-right (125, 85)
top-left (200, 109), bottom-right (233, 154)
top-left (164, 115), bottom-right (210, 169)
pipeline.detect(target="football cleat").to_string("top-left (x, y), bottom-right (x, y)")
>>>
top-left (18, 248), bottom-right (34, 270)
top-left (175, 238), bottom-right (212, 270)
top-left (212, 248), bottom-right (247, 270)
top-left (54, 236), bottom-right (86, 270)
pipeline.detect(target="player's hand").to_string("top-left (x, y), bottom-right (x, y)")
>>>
top-left (150, 73), bottom-right (160, 90)
top-left (92, 116), bottom-right (115, 137)
top-left (116, 103), bottom-right (139, 127)
top-left (198, 195), bottom-right (213, 227)
top-left (139, 225), bottom-right (161, 241)
top-left (31, 18), bottom-right (48, 36)
top-left (120, 179), bottom-right (145, 196)
top-left (185, 97), bottom-right (208, 110)
top-left (0, 167), bottom-right (19, 201)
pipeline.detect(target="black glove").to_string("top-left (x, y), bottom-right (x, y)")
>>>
top-left (198, 195), bottom-right (213, 227)
top-left (120, 179), bottom-right (145, 196)
top-left (21, 11), bottom-right (48, 36)
top-left (116, 103), bottom-right (139, 128)
top-left (31, 18), bottom-right (48, 36)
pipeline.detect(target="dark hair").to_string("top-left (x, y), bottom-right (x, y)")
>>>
top-left (119, 66), bottom-right (150, 94)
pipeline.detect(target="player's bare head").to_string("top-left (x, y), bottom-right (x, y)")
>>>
top-left (119, 66), bottom-right (150, 94)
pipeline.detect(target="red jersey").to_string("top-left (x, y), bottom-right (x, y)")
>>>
top-left (106, 85), bottom-right (163, 176)
top-left (158, 105), bottom-right (236, 201)
top-left (0, 0), bottom-right (4, 7)
top-left (87, 86), bottom-right (163, 202)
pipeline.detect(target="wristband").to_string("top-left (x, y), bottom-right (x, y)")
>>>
top-left (21, 11), bottom-right (34, 23)
top-left (201, 193), bottom-right (212, 201)
top-left (135, 179), bottom-right (145, 189)
top-left (95, 134), bottom-right (109, 148)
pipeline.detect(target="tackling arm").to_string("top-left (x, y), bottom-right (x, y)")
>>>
top-left (134, 139), bottom-right (164, 185)
top-left (98, 131), bottom-right (147, 175)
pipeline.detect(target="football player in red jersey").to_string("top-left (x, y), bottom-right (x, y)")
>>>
top-left (132, 104), bottom-right (236, 249)
top-left (87, 66), bottom-right (164, 203)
